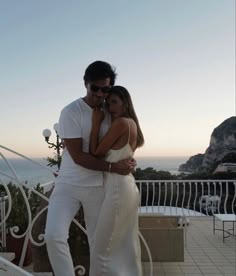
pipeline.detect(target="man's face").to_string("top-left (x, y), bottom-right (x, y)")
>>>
top-left (85, 78), bottom-right (111, 107)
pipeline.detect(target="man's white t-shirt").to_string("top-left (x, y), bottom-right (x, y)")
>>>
top-left (56, 98), bottom-right (111, 187)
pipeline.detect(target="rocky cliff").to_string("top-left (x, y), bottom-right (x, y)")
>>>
top-left (179, 116), bottom-right (236, 173)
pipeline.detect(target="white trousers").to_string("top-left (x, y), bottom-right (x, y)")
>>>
top-left (45, 183), bottom-right (105, 276)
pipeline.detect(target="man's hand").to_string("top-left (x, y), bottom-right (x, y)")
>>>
top-left (127, 158), bottom-right (137, 173)
top-left (111, 158), bottom-right (137, 175)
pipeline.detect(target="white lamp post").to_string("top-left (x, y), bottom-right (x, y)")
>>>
top-left (42, 124), bottom-right (63, 169)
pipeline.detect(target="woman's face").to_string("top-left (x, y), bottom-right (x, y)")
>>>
top-left (106, 94), bottom-right (125, 119)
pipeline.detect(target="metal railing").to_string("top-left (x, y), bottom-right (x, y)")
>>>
top-left (137, 180), bottom-right (236, 216)
top-left (0, 146), bottom-right (88, 275)
top-left (0, 144), bottom-right (235, 275)
top-left (0, 193), bottom-right (7, 252)
top-left (0, 145), bottom-right (154, 275)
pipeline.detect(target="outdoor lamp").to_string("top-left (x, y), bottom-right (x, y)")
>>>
top-left (42, 124), bottom-right (63, 169)
top-left (53, 123), bottom-right (59, 134)
top-left (42, 129), bottom-right (52, 142)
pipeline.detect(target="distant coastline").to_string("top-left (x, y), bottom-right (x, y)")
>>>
top-left (0, 156), bottom-right (189, 186)
top-left (136, 156), bottom-right (188, 173)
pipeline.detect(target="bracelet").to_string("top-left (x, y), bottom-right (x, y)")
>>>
top-left (108, 163), bottom-right (112, 173)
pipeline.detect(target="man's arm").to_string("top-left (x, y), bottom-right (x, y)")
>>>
top-left (64, 138), bottom-right (133, 175)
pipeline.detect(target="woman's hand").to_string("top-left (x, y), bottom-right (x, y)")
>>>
top-left (92, 107), bottom-right (105, 126)
top-left (90, 107), bottom-right (105, 155)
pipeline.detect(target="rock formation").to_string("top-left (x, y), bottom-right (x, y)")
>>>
top-left (178, 154), bottom-right (204, 173)
top-left (179, 116), bottom-right (236, 173)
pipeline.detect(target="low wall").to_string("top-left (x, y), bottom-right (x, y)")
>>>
top-left (139, 215), bottom-right (184, 262)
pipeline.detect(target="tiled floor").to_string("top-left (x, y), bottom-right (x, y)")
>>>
top-left (142, 217), bottom-right (236, 276)
top-left (23, 217), bottom-right (235, 275)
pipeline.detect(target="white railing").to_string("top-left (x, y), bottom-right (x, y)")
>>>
top-left (137, 180), bottom-right (236, 216)
top-left (0, 255), bottom-right (33, 276)
top-left (0, 144), bottom-right (235, 275)
top-left (0, 146), bottom-right (88, 275)
top-left (0, 146), bottom-right (154, 275)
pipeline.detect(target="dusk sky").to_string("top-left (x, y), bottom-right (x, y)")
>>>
top-left (0, 0), bottom-right (235, 159)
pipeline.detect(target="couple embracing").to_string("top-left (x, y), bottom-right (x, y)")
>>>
top-left (44, 61), bottom-right (144, 276)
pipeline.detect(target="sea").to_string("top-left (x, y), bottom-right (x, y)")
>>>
top-left (0, 156), bottom-right (189, 187)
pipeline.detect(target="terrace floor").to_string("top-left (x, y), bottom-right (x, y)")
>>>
top-left (22, 217), bottom-right (236, 276)
top-left (142, 217), bottom-right (236, 276)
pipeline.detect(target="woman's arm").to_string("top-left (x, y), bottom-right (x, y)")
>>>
top-left (89, 108), bottom-right (104, 156)
top-left (89, 110), bottom-right (127, 157)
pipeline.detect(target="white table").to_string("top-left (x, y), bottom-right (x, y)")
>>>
top-left (213, 214), bottom-right (236, 242)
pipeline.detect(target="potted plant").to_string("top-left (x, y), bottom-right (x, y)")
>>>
top-left (0, 182), bottom-right (43, 266)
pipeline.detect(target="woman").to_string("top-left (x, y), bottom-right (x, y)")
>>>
top-left (89, 86), bottom-right (144, 276)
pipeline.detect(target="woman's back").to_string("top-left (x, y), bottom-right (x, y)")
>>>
top-left (105, 118), bottom-right (136, 162)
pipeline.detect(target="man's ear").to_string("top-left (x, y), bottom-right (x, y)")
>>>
top-left (84, 81), bottom-right (88, 89)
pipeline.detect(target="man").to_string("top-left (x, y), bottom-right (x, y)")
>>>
top-left (45, 61), bottom-right (134, 276)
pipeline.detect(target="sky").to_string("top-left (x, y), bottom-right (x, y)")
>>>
top-left (0, 0), bottom-right (235, 160)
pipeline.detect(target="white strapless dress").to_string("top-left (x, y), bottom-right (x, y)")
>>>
top-left (90, 144), bottom-right (142, 276)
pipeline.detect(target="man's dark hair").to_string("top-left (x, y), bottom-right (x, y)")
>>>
top-left (83, 61), bottom-right (117, 86)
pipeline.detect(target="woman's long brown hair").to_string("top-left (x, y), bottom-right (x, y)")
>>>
top-left (107, 86), bottom-right (144, 148)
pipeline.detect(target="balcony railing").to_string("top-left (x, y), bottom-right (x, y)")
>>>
top-left (0, 146), bottom-right (154, 275)
top-left (0, 145), bottom-right (235, 275)
top-left (136, 180), bottom-right (236, 216)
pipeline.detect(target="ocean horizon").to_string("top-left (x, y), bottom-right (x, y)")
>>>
top-left (0, 156), bottom-right (189, 186)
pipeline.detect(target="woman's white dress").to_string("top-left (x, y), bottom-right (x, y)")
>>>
top-left (90, 127), bottom-right (142, 276)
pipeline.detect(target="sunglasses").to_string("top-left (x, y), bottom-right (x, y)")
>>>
top-left (90, 84), bottom-right (111, 93)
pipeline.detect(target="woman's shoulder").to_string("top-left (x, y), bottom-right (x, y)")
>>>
top-left (112, 117), bottom-right (136, 127)
top-left (111, 117), bottom-right (126, 129)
